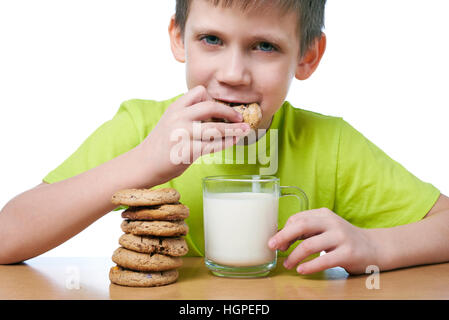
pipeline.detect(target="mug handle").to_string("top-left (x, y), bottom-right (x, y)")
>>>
top-left (280, 186), bottom-right (309, 212)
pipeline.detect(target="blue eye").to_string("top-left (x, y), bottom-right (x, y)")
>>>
top-left (202, 35), bottom-right (221, 45)
top-left (257, 42), bottom-right (276, 52)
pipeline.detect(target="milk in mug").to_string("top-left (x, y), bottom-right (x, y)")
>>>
top-left (203, 192), bottom-right (278, 267)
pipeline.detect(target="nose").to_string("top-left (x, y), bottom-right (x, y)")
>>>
top-left (216, 47), bottom-right (251, 87)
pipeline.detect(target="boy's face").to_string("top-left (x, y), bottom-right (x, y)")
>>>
top-left (170, 0), bottom-right (321, 130)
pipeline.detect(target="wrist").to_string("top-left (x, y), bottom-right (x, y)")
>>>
top-left (130, 143), bottom-right (167, 188)
top-left (364, 227), bottom-right (397, 272)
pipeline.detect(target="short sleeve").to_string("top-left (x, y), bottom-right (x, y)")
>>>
top-left (43, 101), bottom-right (141, 184)
top-left (334, 120), bottom-right (440, 228)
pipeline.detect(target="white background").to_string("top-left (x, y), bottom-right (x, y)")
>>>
top-left (0, 0), bottom-right (448, 257)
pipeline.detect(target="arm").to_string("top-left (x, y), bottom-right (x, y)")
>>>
top-left (0, 145), bottom-right (160, 264)
top-left (367, 193), bottom-right (449, 271)
top-left (268, 194), bottom-right (449, 275)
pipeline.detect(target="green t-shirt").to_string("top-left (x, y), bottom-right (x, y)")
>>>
top-left (43, 95), bottom-right (440, 257)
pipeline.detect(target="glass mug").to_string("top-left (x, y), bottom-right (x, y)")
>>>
top-left (202, 175), bottom-right (309, 278)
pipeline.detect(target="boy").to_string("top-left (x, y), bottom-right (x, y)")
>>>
top-left (1, 0), bottom-right (449, 276)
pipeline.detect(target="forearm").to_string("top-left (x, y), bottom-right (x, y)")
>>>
top-left (0, 145), bottom-right (161, 264)
top-left (367, 210), bottom-right (449, 271)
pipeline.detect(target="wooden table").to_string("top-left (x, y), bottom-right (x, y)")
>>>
top-left (1, 257), bottom-right (448, 300)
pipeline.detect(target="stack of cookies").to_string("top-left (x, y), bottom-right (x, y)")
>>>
top-left (109, 188), bottom-right (189, 287)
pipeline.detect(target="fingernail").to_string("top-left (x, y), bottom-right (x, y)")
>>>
top-left (297, 265), bottom-right (304, 274)
top-left (283, 260), bottom-right (290, 269)
top-left (268, 238), bottom-right (277, 249)
top-left (241, 123), bottom-right (250, 131)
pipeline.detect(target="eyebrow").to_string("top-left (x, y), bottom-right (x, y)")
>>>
top-left (192, 27), bottom-right (290, 48)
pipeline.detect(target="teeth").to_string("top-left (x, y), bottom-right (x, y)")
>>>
top-left (207, 100), bottom-right (262, 129)
top-left (215, 99), bottom-right (250, 108)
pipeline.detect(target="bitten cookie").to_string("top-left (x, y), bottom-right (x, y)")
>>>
top-left (111, 188), bottom-right (180, 206)
top-left (119, 233), bottom-right (188, 256)
top-left (121, 220), bottom-right (189, 237)
top-left (112, 247), bottom-right (183, 272)
top-left (122, 204), bottom-right (189, 221)
top-left (231, 103), bottom-right (262, 129)
top-left (109, 265), bottom-right (179, 287)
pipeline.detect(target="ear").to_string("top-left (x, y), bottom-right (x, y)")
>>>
top-left (168, 14), bottom-right (186, 63)
top-left (295, 33), bottom-right (326, 80)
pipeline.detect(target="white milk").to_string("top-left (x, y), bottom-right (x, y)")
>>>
top-left (203, 192), bottom-right (278, 267)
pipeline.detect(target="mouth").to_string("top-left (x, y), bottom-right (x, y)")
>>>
top-left (212, 98), bottom-right (263, 130)
top-left (214, 99), bottom-right (260, 108)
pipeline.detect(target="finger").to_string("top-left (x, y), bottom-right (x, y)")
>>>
top-left (173, 85), bottom-right (213, 110)
top-left (197, 122), bottom-right (251, 140)
top-left (201, 136), bottom-right (238, 155)
top-left (268, 213), bottom-right (327, 251)
top-left (168, 123), bottom-right (248, 164)
top-left (296, 249), bottom-right (342, 275)
top-left (188, 101), bottom-right (243, 123)
top-left (277, 229), bottom-right (322, 252)
top-left (283, 233), bottom-right (336, 269)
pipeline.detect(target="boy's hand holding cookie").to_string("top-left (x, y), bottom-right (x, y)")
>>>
top-left (268, 208), bottom-right (379, 275)
top-left (137, 85), bottom-right (251, 184)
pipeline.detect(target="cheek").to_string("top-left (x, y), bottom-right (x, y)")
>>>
top-left (254, 62), bottom-right (292, 104)
top-left (185, 47), bottom-right (214, 89)
top-left (254, 61), bottom-right (294, 119)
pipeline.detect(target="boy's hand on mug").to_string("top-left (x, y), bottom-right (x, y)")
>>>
top-left (138, 85), bottom-right (251, 184)
top-left (268, 208), bottom-right (379, 275)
